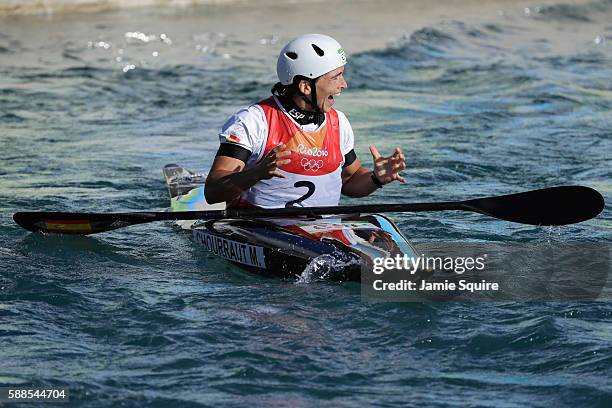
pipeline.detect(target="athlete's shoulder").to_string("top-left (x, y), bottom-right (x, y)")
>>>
top-left (333, 108), bottom-right (354, 154)
top-left (229, 101), bottom-right (267, 123)
top-left (220, 101), bottom-right (268, 148)
top-left (221, 103), bottom-right (266, 138)
top-left (327, 108), bottom-right (351, 134)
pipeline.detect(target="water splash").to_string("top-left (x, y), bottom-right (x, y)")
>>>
top-left (296, 254), bottom-right (336, 283)
top-left (296, 248), bottom-right (364, 283)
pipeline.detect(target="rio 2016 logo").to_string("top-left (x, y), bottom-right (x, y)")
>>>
top-left (301, 158), bottom-right (324, 171)
top-left (297, 144), bottom-right (328, 157)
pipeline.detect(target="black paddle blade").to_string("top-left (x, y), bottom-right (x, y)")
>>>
top-left (462, 186), bottom-right (605, 226)
top-left (12, 211), bottom-right (151, 234)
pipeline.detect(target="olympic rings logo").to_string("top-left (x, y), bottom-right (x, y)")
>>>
top-left (301, 158), bottom-right (324, 171)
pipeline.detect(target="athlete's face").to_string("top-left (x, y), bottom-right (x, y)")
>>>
top-left (315, 66), bottom-right (348, 113)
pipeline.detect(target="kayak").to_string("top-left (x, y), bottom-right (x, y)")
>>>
top-left (11, 167), bottom-right (604, 282)
top-left (163, 164), bottom-right (418, 282)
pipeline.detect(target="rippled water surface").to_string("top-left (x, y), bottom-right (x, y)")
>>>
top-left (1, 0), bottom-right (611, 406)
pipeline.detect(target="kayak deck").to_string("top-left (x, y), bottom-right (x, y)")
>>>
top-left (163, 164), bottom-right (417, 282)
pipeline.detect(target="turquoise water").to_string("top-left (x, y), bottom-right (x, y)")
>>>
top-left (1, 1), bottom-right (612, 406)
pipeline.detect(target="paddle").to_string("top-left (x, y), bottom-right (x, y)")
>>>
top-left (13, 186), bottom-right (604, 235)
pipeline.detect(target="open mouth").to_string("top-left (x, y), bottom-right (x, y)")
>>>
top-left (327, 92), bottom-right (340, 105)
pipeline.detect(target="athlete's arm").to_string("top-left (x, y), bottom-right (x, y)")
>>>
top-left (341, 146), bottom-right (406, 197)
top-left (341, 159), bottom-right (380, 197)
top-left (204, 144), bottom-right (291, 204)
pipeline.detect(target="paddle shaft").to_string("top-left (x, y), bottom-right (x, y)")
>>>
top-left (14, 201), bottom-right (461, 228)
top-left (12, 186), bottom-right (605, 234)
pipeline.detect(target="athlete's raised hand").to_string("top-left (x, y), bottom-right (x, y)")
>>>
top-left (254, 144), bottom-right (292, 180)
top-left (369, 145), bottom-right (406, 185)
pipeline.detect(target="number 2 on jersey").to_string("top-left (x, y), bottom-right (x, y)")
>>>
top-left (285, 181), bottom-right (316, 207)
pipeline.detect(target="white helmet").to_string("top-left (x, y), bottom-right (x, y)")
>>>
top-left (277, 34), bottom-right (347, 85)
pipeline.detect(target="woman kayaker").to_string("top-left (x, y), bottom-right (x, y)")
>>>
top-left (204, 33), bottom-right (406, 208)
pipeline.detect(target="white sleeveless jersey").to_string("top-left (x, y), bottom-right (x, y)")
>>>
top-left (218, 95), bottom-right (355, 208)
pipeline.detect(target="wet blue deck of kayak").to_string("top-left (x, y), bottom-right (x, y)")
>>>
top-left (1, 1), bottom-right (611, 406)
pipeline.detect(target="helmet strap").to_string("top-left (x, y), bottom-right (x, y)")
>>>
top-left (301, 78), bottom-right (321, 113)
